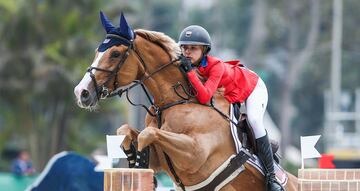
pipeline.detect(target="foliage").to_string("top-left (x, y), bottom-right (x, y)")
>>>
top-left (0, 0), bottom-right (126, 170)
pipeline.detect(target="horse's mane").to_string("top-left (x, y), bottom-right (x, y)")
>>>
top-left (135, 29), bottom-right (181, 60)
top-left (134, 29), bottom-right (225, 96)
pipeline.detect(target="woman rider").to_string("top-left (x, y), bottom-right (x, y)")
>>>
top-left (178, 25), bottom-right (283, 191)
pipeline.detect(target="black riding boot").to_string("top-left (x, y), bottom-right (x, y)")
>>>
top-left (256, 134), bottom-right (284, 191)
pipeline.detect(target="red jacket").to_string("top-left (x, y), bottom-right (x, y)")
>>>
top-left (187, 55), bottom-right (259, 104)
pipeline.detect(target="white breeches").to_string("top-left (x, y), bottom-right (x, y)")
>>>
top-left (245, 78), bottom-right (268, 139)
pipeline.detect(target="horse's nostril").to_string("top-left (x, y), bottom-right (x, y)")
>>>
top-left (81, 90), bottom-right (90, 99)
top-left (80, 89), bottom-right (93, 106)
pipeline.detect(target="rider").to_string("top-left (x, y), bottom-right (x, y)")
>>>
top-left (178, 25), bottom-right (283, 191)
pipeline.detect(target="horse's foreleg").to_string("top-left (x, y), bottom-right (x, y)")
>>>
top-left (137, 126), bottom-right (207, 173)
top-left (116, 124), bottom-right (139, 149)
top-left (116, 124), bottom-right (140, 167)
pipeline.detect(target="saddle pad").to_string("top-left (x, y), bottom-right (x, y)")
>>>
top-left (246, 155), bottom-right (288, 186)
top-left (229, 104), bottom-right (288, 187)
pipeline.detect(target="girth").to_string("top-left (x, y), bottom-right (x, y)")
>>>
top-left (195, 149), bottom-right (251, 191)
top-left (176, 148), bottom-right (252, 191)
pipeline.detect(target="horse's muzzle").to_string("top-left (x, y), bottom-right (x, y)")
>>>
top-left (74, 85), bottom-right (97, 108)
top-left (80, 89), bottom-right (92, 106)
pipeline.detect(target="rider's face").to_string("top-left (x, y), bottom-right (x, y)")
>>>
top-left (181, 45), bottom-right (204, 64)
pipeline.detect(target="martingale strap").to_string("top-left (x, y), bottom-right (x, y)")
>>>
top-left (156, 106), bottom-right (186, 191)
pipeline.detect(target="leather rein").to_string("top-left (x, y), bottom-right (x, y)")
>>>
top-left (85, 33), bottom-right (195, 190)
top-left (86, 34), bottom-right (195, 116)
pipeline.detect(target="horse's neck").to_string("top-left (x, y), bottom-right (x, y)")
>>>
top-left (136, 40), bottom-right (189, 106)
top-left (145, 75), bottom-right (183, 100)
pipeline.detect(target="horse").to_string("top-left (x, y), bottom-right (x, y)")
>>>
top-left (74, 12), bottom-right (298, 191)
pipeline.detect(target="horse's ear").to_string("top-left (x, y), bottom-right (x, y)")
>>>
top-left (100, 11), bottom-right (115, 33)
top-left (119, 12), bottom-right (134, 40)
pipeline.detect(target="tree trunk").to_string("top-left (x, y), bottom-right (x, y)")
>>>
top-left (244, 0), bottom-right (268, 68)
top-left (279, 0), bottom-right (320, 158)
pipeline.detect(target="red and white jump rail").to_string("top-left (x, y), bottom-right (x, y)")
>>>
top-left (298, 168), bottom-right (360, 191)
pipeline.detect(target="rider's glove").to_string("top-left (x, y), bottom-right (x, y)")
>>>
top-left (179, 55), bottom-right (193, 73)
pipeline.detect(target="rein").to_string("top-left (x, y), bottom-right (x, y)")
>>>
top-left (107, 54), bottom-right (192, 117)
top-left (86, 33), bottom-right (191, 190)
top-left (86, 34), bottom-right (194, 109)
top-left (209, 98), bottom-right (239, 127)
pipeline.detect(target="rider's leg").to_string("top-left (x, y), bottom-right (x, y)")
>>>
top-left (245, 78), bottom-right (283, 191)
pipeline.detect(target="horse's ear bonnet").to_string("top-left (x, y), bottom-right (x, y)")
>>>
top-left (98, 11), bottom-right (135, 52)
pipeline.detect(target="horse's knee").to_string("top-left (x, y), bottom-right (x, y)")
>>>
top-left (116, 124), bottom-right (138, 149)
top-left (137, 127), bottom-right (158, 151)
top-left (116, 124), bottom-right (129, 135)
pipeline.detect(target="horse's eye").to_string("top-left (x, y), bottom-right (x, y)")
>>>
top-left (111, 51), bottom-right (121, 58)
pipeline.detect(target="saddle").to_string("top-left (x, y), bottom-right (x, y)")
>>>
top-left (237, 113), bottom-right (281, 163)
top-left (235, 113), bottom-right (288, 187)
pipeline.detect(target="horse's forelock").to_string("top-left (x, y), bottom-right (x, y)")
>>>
top-left (134, 29), bottom-right (180, 60)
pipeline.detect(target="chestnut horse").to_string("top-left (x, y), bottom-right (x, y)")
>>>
top-left (74, 12), bottom-right (297, 191)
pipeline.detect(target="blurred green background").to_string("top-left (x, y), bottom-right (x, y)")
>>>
top-left (1, 0), bottom-right (360, 189)
top-left (0, 172), bottom-right (36, 190)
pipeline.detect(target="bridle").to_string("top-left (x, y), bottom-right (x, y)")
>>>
top-left (86, 33), bottom-right (194, 115)
top-left (86, 34), bottom-right (134, 100)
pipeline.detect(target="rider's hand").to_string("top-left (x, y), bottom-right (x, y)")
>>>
top-left (179, 55), bottom-right (193, 73)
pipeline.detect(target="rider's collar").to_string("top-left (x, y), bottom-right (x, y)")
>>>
top-left (200, 56), bottom-right (208, 67)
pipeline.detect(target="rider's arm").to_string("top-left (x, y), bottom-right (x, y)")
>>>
top-left (187, 62), bottom-right (224, 104)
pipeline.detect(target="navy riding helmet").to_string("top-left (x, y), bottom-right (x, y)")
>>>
top-left (178, 25), bottom-right (212, 53)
